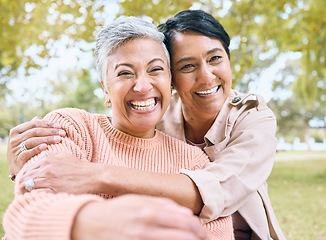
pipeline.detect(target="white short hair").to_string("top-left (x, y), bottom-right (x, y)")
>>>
top-left (95, 16), bottom-right (170, 88)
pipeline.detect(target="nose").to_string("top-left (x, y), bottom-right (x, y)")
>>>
top-left (133, 74), bottom-right (153, 93)
top-left (197, 64), bottom-right (215, 84)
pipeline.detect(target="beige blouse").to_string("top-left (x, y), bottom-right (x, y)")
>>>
top-left (157, 90), bottom-right (286, 240)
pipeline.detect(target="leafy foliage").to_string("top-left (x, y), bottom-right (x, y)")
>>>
top-left (0, 0), bottom-right (325, 139)
top-left (0, 0), bottom-right (102, 79)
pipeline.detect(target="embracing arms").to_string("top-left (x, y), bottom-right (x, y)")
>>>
top-left (7, 98), bottom-right (277, 222)
top-left (7, 115), bottom-right (204, 215)
top-left (4, 112), bottom-right (208, 240)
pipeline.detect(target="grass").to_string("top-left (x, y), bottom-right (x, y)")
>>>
top-left (268, 156), bottom-right (326, 240)
top-left (0, 142), bottom-right (325, 239)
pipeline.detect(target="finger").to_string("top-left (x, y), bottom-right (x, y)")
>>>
top-left (24, 135), bottom-right (62, 150)
top-left (31, 116), bottom-right (43, 121)
top-left (12, 118), bottom-right (62, 135)
top-left (137, 199), bottom-right (206, 238)
top-left (22, 128), bottom-right (66, 140)
top-left (19, 177), bottom-right (52, 193)
top-left (31, 188), bottom-right (55, 193)
top-left (155, 210), bottom-right (205, 235)
top-left (21, 163), bottom-right (42, 181)
top-left (17, 143), bottom-right (49, 164)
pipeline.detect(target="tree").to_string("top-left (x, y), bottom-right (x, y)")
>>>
top-left (0, 0), bottom-right (102, 85)
top-left (53, 69), bottom-right (106, 114)
top-left (1, 0), bottom-right (325, 140)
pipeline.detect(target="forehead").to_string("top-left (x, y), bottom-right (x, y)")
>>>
top-left (171, 31), bottom-right (225, 56)
top-left (109, 38), bottom-right (167, 63)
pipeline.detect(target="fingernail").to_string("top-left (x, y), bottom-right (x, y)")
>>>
top-left (50, 123), bottom-right (61, 128)
top-left (39, 144), bottom-right (48, 151)
top-left (59, 130), bottom-right (66, 136)
top-left (53, 136), bottom-right (61, 142)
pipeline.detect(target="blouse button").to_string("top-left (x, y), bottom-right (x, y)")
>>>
top-left (232, 96), bottom-right (241, 103)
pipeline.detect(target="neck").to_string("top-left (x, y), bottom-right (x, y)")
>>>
top-left (182, 110), bottom-right (216, 144)
top-left (109, 117), bottom-right (156, 139)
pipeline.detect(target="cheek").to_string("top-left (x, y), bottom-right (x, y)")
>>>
top-left (172, 73), bottom-right (188, 89)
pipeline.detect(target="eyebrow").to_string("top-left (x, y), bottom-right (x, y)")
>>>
top-left (114, 63), bottom-right (133, 70)
top-left (114, 58), bottom-right (165, 70)
top-left (175, 47), bottom-right (224, 65)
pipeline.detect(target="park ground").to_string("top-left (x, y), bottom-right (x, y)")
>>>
top-left (0, 143), bottom-right (325, 239)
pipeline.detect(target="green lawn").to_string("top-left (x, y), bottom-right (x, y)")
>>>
top-left (268, 157), bottom-right (326, 240)
top-left (0, 142), bottom-right (325, 239)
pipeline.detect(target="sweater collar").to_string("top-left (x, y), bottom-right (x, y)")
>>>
top-left (97, 115), bottom-right (163, 149)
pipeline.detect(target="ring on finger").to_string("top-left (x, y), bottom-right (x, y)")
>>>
top-left (25, 179), bottom-right (35, 191)
top-left (19, 140), bottom-right (27, 152)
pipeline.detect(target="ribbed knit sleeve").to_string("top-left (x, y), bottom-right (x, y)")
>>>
top-left (42, 108), bottom-right (93, 161)
top-left (3, 192), bottom-right (103, 240)
top-left (3, 108), bottom-right (103, 240)
top-left (206, 215), bottom-right (234, 239)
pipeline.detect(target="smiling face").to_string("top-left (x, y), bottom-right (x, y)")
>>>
top-left (103, 38), bottom-right (171, 138)
top-left (171, 31), bottom-right (232, 124)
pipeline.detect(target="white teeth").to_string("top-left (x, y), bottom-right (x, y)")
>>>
top-left (196, 86), bottom-right (219, 96)
top-left (130, 98), bottom-right (156, 110)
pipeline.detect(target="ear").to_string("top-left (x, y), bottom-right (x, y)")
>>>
top-left (101, 81), bottom-right (110, 101)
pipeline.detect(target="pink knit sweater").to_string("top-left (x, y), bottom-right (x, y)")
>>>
top-left (3, 108), bottom-right (233, 240)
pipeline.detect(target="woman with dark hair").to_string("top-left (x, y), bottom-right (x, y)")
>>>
top-left (7, 10), bottom-right (285, 240)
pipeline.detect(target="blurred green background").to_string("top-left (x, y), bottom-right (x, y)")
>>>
top-left (1, 0), bottom-right (326, 239)
top-left (1, 0), bottom-right (325, 144)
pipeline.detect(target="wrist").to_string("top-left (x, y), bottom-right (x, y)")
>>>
top-left (71, 201), bottom-right (97, 240)
top-left (97, 165), bottom-right (132, 196)
top-left (94, 164), bottom-right (119, 195)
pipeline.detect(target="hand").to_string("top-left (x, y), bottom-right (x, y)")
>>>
top-left (7, 116), bottom-right (66, 175)
top-left (72, 195), bottom-right (209, 240)
top-left (19, 152), bottom-right (99, 194)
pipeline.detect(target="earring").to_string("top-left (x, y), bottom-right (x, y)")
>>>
top-left (105, 101), bottom-right (111, 108)
top-left (171, 83), bottom-right (175, 93)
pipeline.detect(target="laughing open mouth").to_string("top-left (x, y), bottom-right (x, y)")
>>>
top-left (130, 98), bottom-right (156, 110)
top-left (195, 86), bottom-right (220, 96)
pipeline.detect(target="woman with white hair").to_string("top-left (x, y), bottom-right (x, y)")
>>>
top-left (3, 16), bottom-right (233, 240)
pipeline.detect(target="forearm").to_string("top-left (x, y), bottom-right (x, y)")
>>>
top-left (3, 191), bottom-right (100, 240)
top-left (188, 109), bottom-right (278, 221)
top-left (97, 165), bottom-right (204, 214)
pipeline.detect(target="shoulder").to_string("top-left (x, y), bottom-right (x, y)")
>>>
top-left (44, 108), bottom-right (104, 130)
top-left (228, 89), bottom-right (276, 121)
top-left (225, 90), bottom-right (277, 137)
top-left (229, 90), bottom-right (269, 110)
top-left (46, 107), bottom-right (89, 118)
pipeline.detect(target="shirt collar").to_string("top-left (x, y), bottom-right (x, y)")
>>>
top-left (204, 90), bottom-right (237, 146)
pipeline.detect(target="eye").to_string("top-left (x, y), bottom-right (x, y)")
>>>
top-left (150, 66), bottom-right (164, 72)
top-left (209, 55), bottom-right (222, 63)
top-left (118, 71), bottom-right (133, 77)
top-left (148, 66), bottom-right (165, 76)
top-left (179, 64), bottom-right (196, 73)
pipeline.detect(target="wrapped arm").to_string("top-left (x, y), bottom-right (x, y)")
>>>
top-left (3, 192), bottom-right (102, 240)
top-left (3, 109), bottom-right (102, 240)
top-left (182, 101), bottom-right (277, 222)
